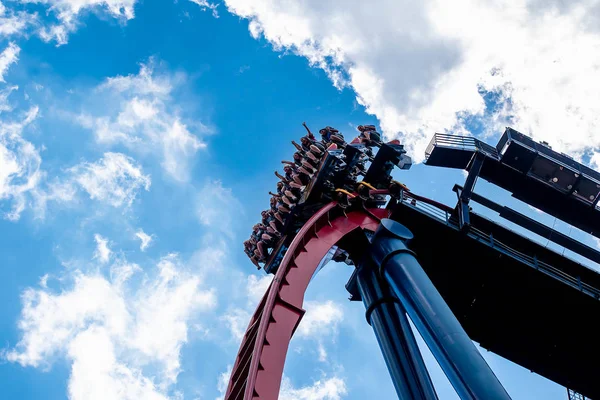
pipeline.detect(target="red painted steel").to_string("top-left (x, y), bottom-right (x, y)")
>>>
top-left (225, 203), bottom-right (389, 400)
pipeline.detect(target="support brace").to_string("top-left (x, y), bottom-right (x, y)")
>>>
top-left (345, 230), bottom-right (438, 400)
top-left (457, 152), bottom-right (485, 231)
top-left (370, 219), bottom-right (511, 400)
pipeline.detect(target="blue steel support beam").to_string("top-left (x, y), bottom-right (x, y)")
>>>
top-left (371, 218), bottom-right (511, 400)
top-left (345, 230), bottom-right (438, 400)
top-left (354, 262), bottom-right (439, 400)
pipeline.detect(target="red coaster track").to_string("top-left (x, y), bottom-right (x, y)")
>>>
top-left (225, 202), bottom-right (390, 400)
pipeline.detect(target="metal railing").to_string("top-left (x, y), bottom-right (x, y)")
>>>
top-left (568, 388), bottom-right (588, 400)
top-left (398, 191), bottom-right (600, 301)
top-left (425, 133), bottom-right (499, 161)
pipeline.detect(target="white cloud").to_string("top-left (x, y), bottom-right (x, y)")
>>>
top-left (100, 63), bottom-right (171, 96)
top-left (6, 253), bottom-right (216, 400)
top-left (216, 365), bottom-right (232, 400)
top-left (67, 326), bottom-right (169, 400)
top-left (246, 274), bottom-right (272, 305)
top-left (590, 152), bottom-right (600, 171)
top-left (31, 178), bottom-right (78, 219)
top-left (0, 42), bottom-right (19, 82)
top-left (131, 254), bottom-right (217, 384)
top-left (221, 274), bottom-right (271, 341)
top-left (297, 300), bottom-right (344, 338)
top-left (31, 0), bottom-right (137, 45)
top-left (31, 152), bottom-right (148, 218)
top-left (215, 367), bottom-right (347, 400)
top-left (280, 376), bottom-right (348, 400)
top-left (223, 0), bottom-right (600, 163)
top-left (221, 307), bottom-right (251, 342)
top-left (39, 274), bottom-right (49, 288)
top-left (0, 105), bottom-right (42, 220)
top-left (6, 272), bottom-right (129, 368)
top-left (0, 4), bottom-right (36, 37)
top-left (190, 234), bottom-right (229, 277)
top-left (77, 62), bottom-right (207, 182)
top-left (93, 234), bottom-right (112, 263)
top-left (296, 300), bottom-right (344, 362)
top-left (196, 179), bottom-right (242, 235)
top-left (135, 229), bottom-right (153, 251)
top-left (0, 84), bottom-right (17, 112)
top-left (189, 0), bottom-right (219, 18)
top-left (70, 152), bottom-right (150, 208)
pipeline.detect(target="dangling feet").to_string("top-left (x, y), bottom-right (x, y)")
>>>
top-left (305, 151), bottom-right (319, 162)
top-left (274, 212), bottom-right (285, 224)
top-left (250, 256), bottom-right (261, 269)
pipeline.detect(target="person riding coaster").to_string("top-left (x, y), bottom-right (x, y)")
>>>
top-left (269, 197), bottom-right (286, 225)
top-left (293, 139), bottom-right (325, 158)
top-left (297, 122), bottom-right (326, 154)
top-left (278, 164), bottom-right (312, 186)
top-left (286, 165), bottom-right (304, 185)
top-left (261, 210), bottom-right (281, 235)
top-left (357, 124), bottom-right (381, 144)
top-left (244, 240), bottom-right (262, 268)
top-left (290, 142), bottom-right (323, 170)
top-left (276, 180), bottom-right (301, 201)
top-left (270, 190), bottom-right (298, 207)
top-left (282, 156), bottom-right (315, 177)
top-left (291, 159), bottom-right (317, 180)
top-left (356, 124), bottom-right (402, 147)
top-left (274, 170), bottom-right (303, 189)
top-left (302, 121), bottom-right (317, 141)
top-left (250, 228), bottom-right (267, 260)
top-left (253, 223), bottom-right (274, 242)
top-left (252, 223), bottom-right (279, 261)
top-left (319, 126), bottom-right (345, 146)
top-left (292, 148), bottom-right (322, 174)
top-left (276, 198), bottom-right (292, 214)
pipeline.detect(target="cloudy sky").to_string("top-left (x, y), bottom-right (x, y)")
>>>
top-left (1, 0), bottom-right (599, 399)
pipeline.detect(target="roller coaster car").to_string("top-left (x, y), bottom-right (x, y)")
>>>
top-left (263, 141), bottom-right (412, 273)
top-left (363, 142), bottom-right (412, 188)
top-left (262, 148), bottom-right (351, 273)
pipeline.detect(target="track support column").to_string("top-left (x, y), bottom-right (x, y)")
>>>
top-left (370, 218), bottom-right (511, 400)
top-left (346, 232), bottom-right (438, 400)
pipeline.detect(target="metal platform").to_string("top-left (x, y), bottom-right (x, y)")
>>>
top-left (425, 128), bottom-right (600, 238)
top-left (390, 191), bottom-right (600, 398)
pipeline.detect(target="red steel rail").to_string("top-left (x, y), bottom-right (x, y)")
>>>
top-left (225, 202), bottom-right (389, 400)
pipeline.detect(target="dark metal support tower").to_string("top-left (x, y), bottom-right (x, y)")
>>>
top-left (370, 218), bottom-right (511, 400)
top-left (348, 233), bottom-right (438, 400)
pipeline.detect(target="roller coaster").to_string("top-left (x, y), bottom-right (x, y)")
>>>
top-left (230, 124), bottom-right (600, 400)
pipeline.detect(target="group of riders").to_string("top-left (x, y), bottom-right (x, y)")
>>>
top-left (244, 123), bottom-right (396, 269)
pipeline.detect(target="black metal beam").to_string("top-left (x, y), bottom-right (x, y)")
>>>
top-left (456, 153), bottom-right (485, 231)
top-left (453, 184), bottom-right (600, 266)
top-left (426, 130), bottom-right (600, 240)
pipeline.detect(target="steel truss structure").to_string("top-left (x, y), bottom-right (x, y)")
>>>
top-left (228, 127), bottom-right (599, 399)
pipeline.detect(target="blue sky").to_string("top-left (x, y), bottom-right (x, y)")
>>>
top-left (1, 1), bottom-right (599, 399)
